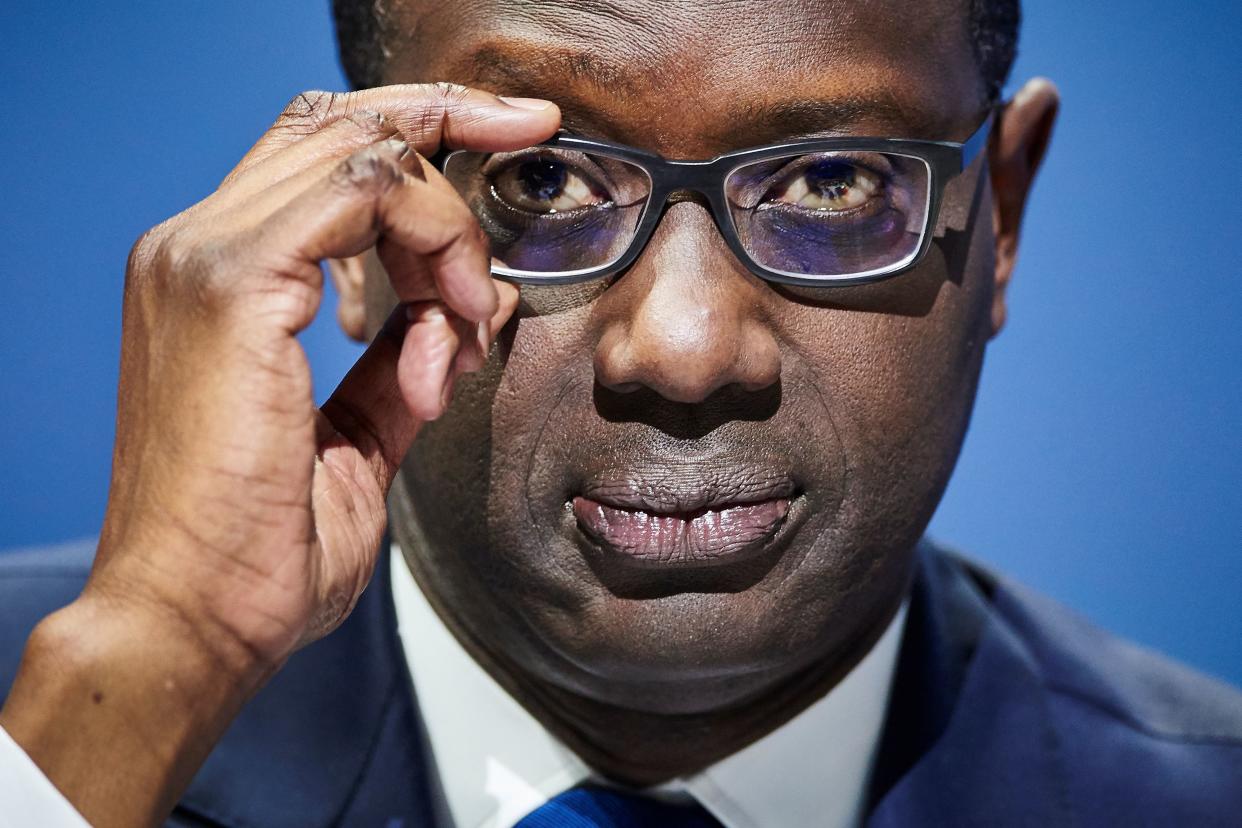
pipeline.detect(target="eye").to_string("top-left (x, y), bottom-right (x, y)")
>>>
top-left (768, 159), bottom-right (881, 212)
top-left (491, 156), bottom-right (611, 214)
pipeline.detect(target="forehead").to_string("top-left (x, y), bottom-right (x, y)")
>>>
top-left (383, 0), bottom-right (984, 155)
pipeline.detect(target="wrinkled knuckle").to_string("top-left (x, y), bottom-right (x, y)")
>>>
top-left (412, 105), bottom-right (442, 144)
top-left (408, 82), bottom-right (471, 141)
top-left (330, 142), bottom-right (406, 196)
top-left (277, 90), bottom-right (340, 132)
top-left (342, 108), bottom-right (396, 141)
top-left (428, 81), bottom-right (471, 106)
top-left (282, 90), bottom-right (336, 120)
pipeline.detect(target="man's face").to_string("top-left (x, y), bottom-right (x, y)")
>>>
top-left (366, 0), bottom-right (1007, 714)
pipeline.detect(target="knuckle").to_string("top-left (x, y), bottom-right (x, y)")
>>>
top-left (330, 142), bottom-right (408, 195)
top-left (341, 108), bottom-right (396, 141)
top-left (127, 225), bottom-right (166, 276)
top-left (408, 81), bottom-right (472, 143)
top-left (277, 90), bottom-right (341, 133)
top-left (152, 231), bottom-right (237, 308)
top-left (428, 81), bottom-right (471, 105)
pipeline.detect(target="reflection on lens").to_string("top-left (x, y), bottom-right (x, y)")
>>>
top-left (725, 151), bottom-right (931, 279)
top-left (443, 148), bottom-right (652, 277)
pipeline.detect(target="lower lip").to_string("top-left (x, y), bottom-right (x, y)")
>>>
top-left (571, 496), bottom-right (791, 568)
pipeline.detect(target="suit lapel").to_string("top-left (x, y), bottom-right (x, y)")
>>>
top-left (867, 543), bottom-right (1074, 826)
top-left (172, 546), bottom-right (436, 828)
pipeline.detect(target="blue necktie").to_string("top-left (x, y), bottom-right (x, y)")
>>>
top-left (514, 784), bottom-right (725, 828)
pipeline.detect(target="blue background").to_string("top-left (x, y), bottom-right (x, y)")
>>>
top-left (2, 3), bottom-right (1239, 684)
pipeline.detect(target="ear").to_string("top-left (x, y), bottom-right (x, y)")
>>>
top-left (326, 255), bottom-right (368, 342)
top-left (989, 77), bottom-right (1060, 337)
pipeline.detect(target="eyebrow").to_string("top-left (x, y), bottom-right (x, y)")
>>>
top-left (450, 40), bottom-right (959, 149)
top-left (733, 95), bottom-right (953, 143)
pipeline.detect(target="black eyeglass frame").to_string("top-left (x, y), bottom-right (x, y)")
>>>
top-left (440, 113), bottom-right (993, 287)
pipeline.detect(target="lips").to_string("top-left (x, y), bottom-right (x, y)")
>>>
top-left (571, 473), bottom-right (797, 568)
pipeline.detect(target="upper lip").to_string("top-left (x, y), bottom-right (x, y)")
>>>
top-left (579, 469), bottom-right (798, 514)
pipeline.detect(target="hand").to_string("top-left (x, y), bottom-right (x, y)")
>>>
top-left (0, 84), bottom-right (559, 827)
top-left (97, 84), bottom-right (557, 670)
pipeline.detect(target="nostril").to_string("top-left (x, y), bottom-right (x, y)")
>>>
top-left (593, 333), bottom-right (641, 393)
top-left (592, 379), bottom-right (783, 438)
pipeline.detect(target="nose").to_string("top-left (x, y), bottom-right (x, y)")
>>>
top-left (593, 204), bottom-right (782, 404)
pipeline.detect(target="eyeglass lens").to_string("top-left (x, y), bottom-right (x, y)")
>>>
top-left (442, 148), bottom-right (652, 276)
top-left (442, 147), bottom-right (932, 280)
top-left (724, 151), bottom-right (931, 279)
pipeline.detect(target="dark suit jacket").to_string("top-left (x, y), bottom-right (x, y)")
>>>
top-left (2, 538), bottom-right (1240, 827)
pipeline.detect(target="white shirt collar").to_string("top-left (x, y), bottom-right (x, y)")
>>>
top-left (390, 545), bottom-right (907, 828)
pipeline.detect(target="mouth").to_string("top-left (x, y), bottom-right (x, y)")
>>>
top-left (571, 475), bottom-right (798, 569)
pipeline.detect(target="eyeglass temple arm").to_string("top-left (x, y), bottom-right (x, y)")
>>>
top-left (959, 110), bottom-right (995, 172)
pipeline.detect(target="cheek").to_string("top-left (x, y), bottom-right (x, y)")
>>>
top-left (782, 223), bottom-right (995, 531)
top-left (484, 302), bottom-right (600, 562)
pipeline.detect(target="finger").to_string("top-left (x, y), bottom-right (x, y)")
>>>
top-left (452, 280), bottom-right (521, 375)
top-left (450, 316), bottom-right (486, 375)
top-left (218, 138), bottom-right (472, 302)
top-left (372, 158), bottom-right (493, 321)
top-left (313, 301), bottom-right (471, 499)
top-left (317, 305), bottom-right (421, 494)
top-left (397, 302), bottom-right (461, 422)
top-left (489, 281), bottom-right (521, 342)
top-left (209, 118), bottom-right (403, 235)
top-left (252, 139), bottom-right (497, 324)
top-left (229, 84), bottom-right (560, 183)
top-left (376, 234), bottom-right (439, 304)
top-left (220, 109), bottom-right (398, 198)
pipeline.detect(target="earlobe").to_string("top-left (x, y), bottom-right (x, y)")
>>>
top-left (327, 254), bottom-right (369, 342)
top-left (989, 77), bottom-right (1060, 337)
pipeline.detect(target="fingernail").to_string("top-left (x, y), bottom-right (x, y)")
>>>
top-left (499, 96), bottom-right (556, 111)
top-left (476, 321), bottom-right (489, 353)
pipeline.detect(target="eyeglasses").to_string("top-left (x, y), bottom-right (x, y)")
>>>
top-left (440, 114), bottom-right (992, 287)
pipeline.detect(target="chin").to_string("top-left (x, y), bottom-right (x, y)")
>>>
top-left (490, 498), bottom-right (896, 713)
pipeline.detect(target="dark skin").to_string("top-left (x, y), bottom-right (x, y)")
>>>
top-left (0, 0), bottom-right (1057, 824)
top-left (367, 0), bottom-right (1058, 783)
